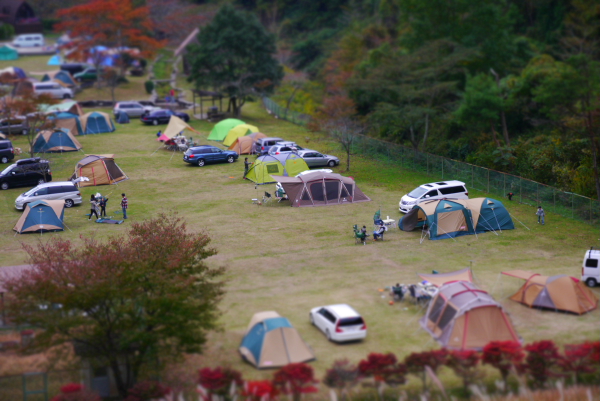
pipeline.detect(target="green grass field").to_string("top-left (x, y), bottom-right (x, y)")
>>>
top-left (0, 56), bottom-right (599, 390)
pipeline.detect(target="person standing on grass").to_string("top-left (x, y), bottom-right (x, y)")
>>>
top-left (536, 206), bottom-right (545, 225)
top-left (121, 193), bottom-right (128, 219)
top-left (243, 157), bottom-right (251, 178)
top-left (89, 194), bottom-right (99, 220)
top-left (99, 195), bottom-right (108, 217)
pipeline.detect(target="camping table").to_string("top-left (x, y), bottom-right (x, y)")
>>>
top-left (383, 218), bottom-right (396, 228)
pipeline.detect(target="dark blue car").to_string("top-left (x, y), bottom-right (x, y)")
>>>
top-left (141, 109), bottom-right (190, 125)
top-left (183, 145), bottom-right (238, 167)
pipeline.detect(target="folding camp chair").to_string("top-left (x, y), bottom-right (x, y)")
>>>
top-left (353, 224), bottom-right (368, 245)
top-left (373, 209), bottom-right (383, 228)
top-left (262, 191), bottom-right (273, 205)
top-left (275, 188), bottom-right (288, 202)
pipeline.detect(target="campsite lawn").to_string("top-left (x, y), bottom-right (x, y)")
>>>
top-left (0, 57), bottom-right (598, 390)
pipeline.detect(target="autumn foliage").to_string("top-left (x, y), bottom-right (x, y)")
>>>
top-left (482, 341), bottom-right (525, 390)
top-left (197, 367), bottom-right (243, 400)
top-left (523, 340), bottom-right (563, 388)
top-left (50, 383), bottom-right (100, 401)
top-left (272, 363), bottom-right (318, 401)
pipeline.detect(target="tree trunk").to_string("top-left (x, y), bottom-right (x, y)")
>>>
top-left (500, 109), bottom-right (510, 146)
top-left (490, 121), bottom-right (501, 147)
top-left (409, 126), bottom-right (419, 150)
top-left (346, 145), bottom-right (351, 172)
top-left (422, 113), bottom-right (430, 149)
top-left (109, 357), bottom-right (129, 399)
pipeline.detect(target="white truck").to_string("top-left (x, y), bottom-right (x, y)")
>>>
top-left (582, 247), bottom-right (599, 287)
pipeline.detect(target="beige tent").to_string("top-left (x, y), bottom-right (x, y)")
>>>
top-left (239, 311), bottom-right (315, 369)
top-left (420, 281), bottom-right (521, 350)
top-left (418, 268), bottom-right (474, 287)
top-left (228, 132), bottom-right (266, 154)
top-left (502, 270), bottom-right (598, 315)
top-left (69, 154), bottom-right (128, 187)
top-left (163, 115), bottom-right (200, 139)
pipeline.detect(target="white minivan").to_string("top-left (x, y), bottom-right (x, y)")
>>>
top-left (15, 181), bottom-right (82, 210)
top-left (12, 34), bottom-right (45, 48)
top-left (399, 180), bottom-right (468, 213)
top-left (582, 248), bottom-right (599, 287)
top-left (33, 82), bottom-right (73, 99)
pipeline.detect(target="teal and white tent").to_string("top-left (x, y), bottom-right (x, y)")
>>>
top-left (81, 111), bottom-right (115, 134)
top-left (239, 311), bottom-right (315, 369)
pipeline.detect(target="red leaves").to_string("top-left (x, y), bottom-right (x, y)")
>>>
top-left (404, 349), bottom-right (448, 375)
top-left (241, 380), bottom-right (279, 401)
top-left (50, 383), bottom-right (100, 401)
top-left (446, 350), bottom-right (481, 390)
top-left (482, 341), bottom-right (524, 380)
top-left (560, 341), bottom-right (600, 382)
top-left (198, 367), bottom-right (243, 397)
top-left (358, 352), bottom-right (407, 387)
top-left (522, 340), bottom-right (562, 388)
top-left (272, 363), bottom-right (319, 398)
top-left (124, 381), bottom-right (170, 401)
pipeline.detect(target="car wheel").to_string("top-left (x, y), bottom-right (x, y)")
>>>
top-left (1, 156), bottom-right (8, 164)
top-left (37, 178), bottom-right (45, 185)
top-left (227, 156), bottom-right (234, 163)
top-left (152, 120), bottom-right (158, 126)
top-left (21, 203), bottom-right (28, 211)
top-left (309, 314), bottom-right (314, 325)
top-left (586, 278), bottom-right (598, 287)
top-left (185, 116), bottom-right (190, 122)
top-left (64, 199), bottom-right (74, 208)
top-left (326, 329), bottom-right (332, 341)
top-left (197, 159), bottom-right (205, 167)
top-left (0, 182), bottom-right (8, 190)
top-left (328, 160), bottom-right (336, 167)
top-left (63, 94), bottom-right (71, 99)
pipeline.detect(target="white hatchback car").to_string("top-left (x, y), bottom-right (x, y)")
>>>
top-left (309, 304), bottom-right (367, 342)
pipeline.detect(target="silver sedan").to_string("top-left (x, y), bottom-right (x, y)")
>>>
top-left (297, 150), bottom-right (340, 167)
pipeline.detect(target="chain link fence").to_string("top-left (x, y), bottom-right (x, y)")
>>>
top-left (263, 97), bottom-right (599, 225)
top-left (0, 370), bottom-right (89, 401)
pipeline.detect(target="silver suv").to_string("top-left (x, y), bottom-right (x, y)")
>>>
top-left (15, 181), bottom-right (82, 210)
top-left (113, 102), bottom-right (159, 118)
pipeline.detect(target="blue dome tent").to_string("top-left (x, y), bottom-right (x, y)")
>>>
top-left (81, 111), bottom-right (116, 134)
top-left (14, 200), bottom-right (65, 234)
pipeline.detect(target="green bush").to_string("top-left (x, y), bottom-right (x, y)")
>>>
top-left (0, 23), bottom-right (15, 40)
top-left (144, 80), bottom-right (155, 94)
top-left (42, 19), bottom-right (58, 32)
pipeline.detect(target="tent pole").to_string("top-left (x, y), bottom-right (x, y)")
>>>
top-left (492, 208), bottom-right (502, 233)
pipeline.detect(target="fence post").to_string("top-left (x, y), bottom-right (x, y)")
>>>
top-left (572, 193), bottom-right (574, 219)
top-left (520, 178), bottom-right (522, 203)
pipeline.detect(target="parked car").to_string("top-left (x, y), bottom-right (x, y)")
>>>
top-left (254, 137), bottom-right (284, 155)
top-left (582, 247), bottom-right (600, 287)
top-left (297, 150), bottom-right (340, 168)
top-left (60, 63), bottom-right (88, 76)
top-left (1, 158), bottom-right (51, 191)
top-left (309, 304), bottom-right (367, 342)
top-left (12, 33), bottom-right (44, 47)
top-left (33, 82), bottom-right (73, 99)
top-left (399, 180), bottom-right (468, 213)
top-left (15, 181), bottom-right (82, 210)
top-left (140, 109), bottom-right (190, 125)
top-left (73, 67), bottom-right (101, 82)
top-left (183, 145), bottom-right (239, 167)
top-left (0, 139), bottom-right (15, 164)
top-left (113, 102), bottom-right (159, 118)
top-left (0, 117), bottom-right (29, 136)
top-left (268, 143), bottom-right (306, 156)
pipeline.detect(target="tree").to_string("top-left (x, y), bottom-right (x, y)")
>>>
top-left (482, 341), bottom-right (524, 393)
top-left (272, 363), bottom-right (318, 401)
top-left (55, 0), bottom-right (164, 79)
top-left (522, 340), bottom-right (562, 389)
top-left (187, 4), bottom-right (284, 117)
top-left (197, 367), bottom-right (243, 401)
top-left (322, 359), bottom-right (359, 401)
top-left (560, 341), bottom-right (600, 384)
top-left (4, 214), bottom-right (225, 399)
top-left (404, 349), bottom-right (448, 393)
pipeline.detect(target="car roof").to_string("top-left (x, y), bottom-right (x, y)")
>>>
top-left (326, 304), bottom-right (360, 318)
top-left (37, 181), bottom-right (76, 187)
top-left (419, 180), bottom-right (466, 188)
top-left (259, 137), bottom-right (283, 141)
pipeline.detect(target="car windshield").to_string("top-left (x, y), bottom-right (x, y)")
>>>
top-left (23, 186), bottom-right (39, 196)
top-left (0, 164), bottom-right (15, 175)
top-left (407, 187), bottom-right (428, 198)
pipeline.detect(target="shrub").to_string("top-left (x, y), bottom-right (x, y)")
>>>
top-left (124, 381), bottom-right (170, 401)
top-left (272, 363), bottom-right (318, 401)
top-left (446, 350), bottom-right (482, 395)
top-left (560, 341), bottom-right (600, 384)
top-left (0, 23), bottom-right (14, 40)
top-left (522, 340), bottom-right (562, 389)
top-left (50, 383), bottom-right (100, 401)
top-left (144, 80), bottom-right (155, 94)
top-left (482, 341), bottom-right (524, 392)
top-left (404, 349), bottom-right (448, 392)
top-left (358, 352), bottom-right (407, 400)
top-left (241, 380), bottom-right (278, 401)
top-left (197, 367), bottom-right (243, 401)
top-left (323, 359), bottom-right (359, 401)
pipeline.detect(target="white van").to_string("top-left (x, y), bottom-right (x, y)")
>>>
top-left (399, 180), bottom-right (468, 212)
top-left (33, 82), bottom-right (73, 99)
top-left (15, 181), bottom-right (82, 210)
top-left (12, 34), bottom-right (45, 48)
top-left (582, 248), bottom-right (599, 287)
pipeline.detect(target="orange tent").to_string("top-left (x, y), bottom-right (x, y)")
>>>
top-left (502, 270), bottom-right (598, 315)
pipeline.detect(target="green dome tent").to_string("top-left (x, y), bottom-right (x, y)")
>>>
top-left (14, 200), bottom-right (65, 234)
top-left (0, 46), bottom-right (18, 61)
top-left (207, 118), bottom-right (245, 141)
top-left (245, 154), bottom-right (309, 185)
top-left (32, 128), bottom-right (82, 153)
top-left (399, 198), bottom-right (514, 240)
top-left (222, 123), bottom-right (258, 146)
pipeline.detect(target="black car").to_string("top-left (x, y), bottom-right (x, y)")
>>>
top-left (0, 139), bottom-right (15, 164)
top-left (140, 109), bottom-right (190, 125)
top-left (183, 146), bottom-right (238, 167)
top-left (0, 157), bottom-right (52, 190)
top-left (60, 63), bottom-right (88, 76)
